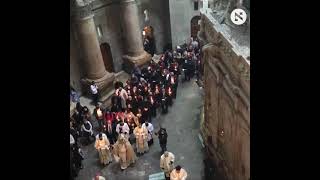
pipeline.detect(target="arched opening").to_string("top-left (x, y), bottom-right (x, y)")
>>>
top-left (142, 26), bottom-right (156, 56)
top-left (100, 42), bottom-right (114, 72)
top-left (191, 16), bottom-right (201, 39)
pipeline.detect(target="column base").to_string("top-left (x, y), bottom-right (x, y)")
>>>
top-left (123, 51), bottom-right (151, 72)
top-left (81, 72), bottom-right (115, 98)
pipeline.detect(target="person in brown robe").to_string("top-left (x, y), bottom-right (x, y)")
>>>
top-left (112, 134), bottom-right (137, 170)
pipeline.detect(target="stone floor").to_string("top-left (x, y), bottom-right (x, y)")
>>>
top-left (76, 77), bottom-right (207, 180)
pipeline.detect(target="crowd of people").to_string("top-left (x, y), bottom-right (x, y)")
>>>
top-left (70, 37), bottom-right (201, 180)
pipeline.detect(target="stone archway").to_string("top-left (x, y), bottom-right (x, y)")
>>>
top-left (191, 16), bottom-right (201, 39)
top-left (100, 42), bottom-right (114, 72)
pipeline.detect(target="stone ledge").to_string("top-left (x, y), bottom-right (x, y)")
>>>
top-left (123, 51), bottom-right (152, 73)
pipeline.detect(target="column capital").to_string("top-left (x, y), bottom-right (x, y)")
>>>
top-left (71, 0), bottom-right (95, 21)
top-left (119, 0), bottom-right (136, 4)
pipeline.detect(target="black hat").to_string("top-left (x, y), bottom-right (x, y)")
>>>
top-left (175, 165), bottom-right (182, 171)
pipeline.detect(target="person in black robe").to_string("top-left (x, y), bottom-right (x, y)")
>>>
top-left (160, 88), bottom-right (168, 114)
top-left (141, 84), bottom-right (149, 97)
top-left (93, 104), bottom-right (105, 131)
top-left (70, 122), bottom-right (80, 146)
top-left (166, 85), bottom-right (173, 106)
top-left (154, 85), bottom-right (162, 108)
top-left (111, 92), bottom-right (122, 111)
top-left (148, 94), bottom-right (157, 117)
top-left (164, 70), bottom-right (171, 87)
top-left (182, 58), bottom-right (191, 81)
top-left (72, 103), bottom-right (84, 132)
top-left (104, 112), bottom-right (117, 144)
top-left (131, 95), bottom-right (139, 114)
top-left (171, 74), bottom-right (178, 99)
top-left (141, 98), bottom-right (151, 123)
top-left (70, 146), bottom-right (77, 179)
top-left (150, 71), bottom-right (158, 89)
top-left (71, 144), bottom-right (84, 172)
top-left (155, 127), bottom-right (168, 154)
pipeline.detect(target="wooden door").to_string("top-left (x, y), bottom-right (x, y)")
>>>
top-left (100, 43), bottom-right (114, 72)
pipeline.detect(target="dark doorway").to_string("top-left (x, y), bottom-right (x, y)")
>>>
top-left (100, 42), bottom-right (114, 72)
top-left (191, 16), bottom-right (201, 39)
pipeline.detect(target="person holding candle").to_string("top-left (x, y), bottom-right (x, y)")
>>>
top-left (93, 104), bottom-right (105, 131)
top-left (149, 94), bottom-right (157, 117)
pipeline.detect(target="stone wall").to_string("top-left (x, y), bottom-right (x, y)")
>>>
top-left (200, 9), bottom-right (250, 180)
top-left (169, 0), bottom-right (200, 48)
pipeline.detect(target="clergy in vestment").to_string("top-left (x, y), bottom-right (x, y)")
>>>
top-left (160, 151), bottom-right (175, 180)
top-left (170, 165), bottom-right (187, 180)
top-left (112, 134), bottom-right (137, 170)
top-left (94, 133), bottom-right (112, 166)
top-left (142, 122), bottom-right (154, 146)
top-left (133, 123), bottom-right (149, 154)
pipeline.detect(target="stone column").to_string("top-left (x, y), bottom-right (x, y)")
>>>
top-left (72, 2), bottom-right (114, 95)
top-left (119, 0), bottom-right (151, 69)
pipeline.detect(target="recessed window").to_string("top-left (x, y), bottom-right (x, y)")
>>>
top-left (194, 1), bottom-right (199, 11)
top-left (144, 9), bottom-right (149, 22)
top-left (96, 25), bottom-right (102, 38)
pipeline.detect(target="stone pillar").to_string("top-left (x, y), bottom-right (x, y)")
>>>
top-left (72, 2), bottom-right (114, 95)
top-left (119, 0), bottom-right (151, 70)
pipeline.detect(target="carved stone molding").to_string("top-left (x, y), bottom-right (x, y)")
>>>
top-left (119, 0), bottom-right (136, 5)
top-left (71, 2), bottom-right (94, 21)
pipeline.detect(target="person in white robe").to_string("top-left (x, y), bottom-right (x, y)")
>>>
top-left (116, 122), bottom-right (130, 140)
top-left (170, 165), bottom-right (187, 180)
top-left (160, 151), bottom-right (175, 180)
top-left (115, 87), bottom-right (128, 110)
top-left (70, 134), bottom-right (75, 145)
top-left (142, 122), bottom-right (154, 146)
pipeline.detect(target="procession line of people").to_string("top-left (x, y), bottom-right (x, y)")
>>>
top-left (70, 37), bottom-right (201, 180)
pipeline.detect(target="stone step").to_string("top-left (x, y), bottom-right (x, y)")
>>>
top-left (77, 71), bottom-right (130, 113)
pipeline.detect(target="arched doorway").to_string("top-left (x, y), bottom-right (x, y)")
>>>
top-left (100, 42), bottom-right (114, 72)
top-left (191, 16), bottom-right (201, 39)
top-left (142, 26), bottom-right (156, 56)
